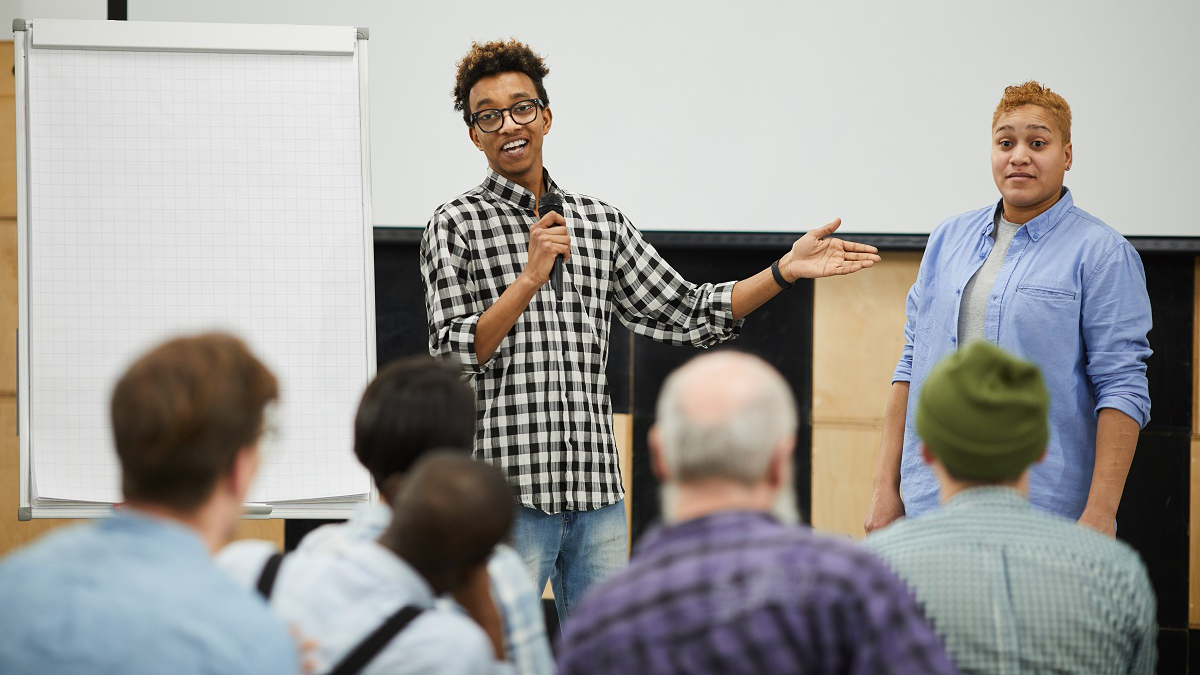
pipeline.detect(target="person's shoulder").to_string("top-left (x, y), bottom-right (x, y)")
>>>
top-left (863, 513), bottom-right (936, 553)
top-left (1044, 516), bottom-right (1150, 574)
top-left (0, 527), bottom-right (80, 612)
top-left (562, 190), bottom-right (628, 222)
top-left (1058, 203), bottom-right (1133, 249)
top-left (785, 526), bottom-right (903, 580)
top-left (381, 606), bottom-right (495, 674)
top-left (427, 185), bottom-right (494, 227)
top-left (214, 539), bottom-right (280, 589)
top-left (0, 522), bottom-right (109, 590)
top-left (0, 521), bottom-right (89, 561)
top-left (927, 203), bottom-right (995, 243)
top-left (180, 552), bottom-right (298, 672)
top-left (560, 551), bottom-right (654, 635)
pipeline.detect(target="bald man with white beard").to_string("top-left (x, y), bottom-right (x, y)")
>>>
top-left (557, 351), bottom-right (954, 675)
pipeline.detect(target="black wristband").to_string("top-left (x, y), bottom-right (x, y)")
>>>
top-left (771, 259), bottom-right (795, 290)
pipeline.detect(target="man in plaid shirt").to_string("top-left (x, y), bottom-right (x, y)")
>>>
top-left (557, 352), bottom-right (954, 674)
top-left (421, 40), bottom-right (881, 620)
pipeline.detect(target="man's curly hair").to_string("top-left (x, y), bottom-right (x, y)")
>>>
top-left (453, 39), bottom-right (550, 127)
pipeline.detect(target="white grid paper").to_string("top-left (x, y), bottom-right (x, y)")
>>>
top-left (27, 47), bottom-right (371, 503)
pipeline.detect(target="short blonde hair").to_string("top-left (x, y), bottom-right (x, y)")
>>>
top-left (992, 81), bottom-right (1072, 144)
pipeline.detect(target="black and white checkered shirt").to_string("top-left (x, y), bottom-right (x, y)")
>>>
top-left (421, 170), bottom-right (742, 513)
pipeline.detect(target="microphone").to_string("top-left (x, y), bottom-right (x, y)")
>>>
top-left (537, 192), bottom-right (565, 301)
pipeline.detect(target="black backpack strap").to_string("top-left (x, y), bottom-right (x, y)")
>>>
top-left (255, 552), bottom-right (285, 600)
top-left (326, 604), bottom-right (424, 675)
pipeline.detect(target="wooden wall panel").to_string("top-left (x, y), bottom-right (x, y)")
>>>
top-left (615, 412), bottom-right (633, 537)
top-left (812, 252), bottom-right (921, 425)
top-left (0, 41), bottom-right (15, 218)
top-left (811, 252), bottom-right (920, 537)
top-left (810, 424), bottom-right (883, 536)
top-left (1, 219), bottom-right (14, 394)
top-left (0, 397), bottom-right (77, 553)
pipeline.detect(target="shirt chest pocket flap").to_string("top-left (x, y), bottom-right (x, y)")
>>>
top-left (1014, 284), bottom-right (1077, 303)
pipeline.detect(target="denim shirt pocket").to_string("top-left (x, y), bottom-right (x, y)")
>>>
top-left (1014, 284), bottom-right (1077, 303)
top-left (1009, 283), bottom-right (1082, 365)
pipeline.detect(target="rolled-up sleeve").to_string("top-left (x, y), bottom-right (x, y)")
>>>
top-left (1082, 241), bottom-right (1152, 427)
top-left (893, 274), bottom-right (922, 384)
top-left (420, 214), bottom-right (493, 374)
top-left (611, 215), bottom-right (742, 348)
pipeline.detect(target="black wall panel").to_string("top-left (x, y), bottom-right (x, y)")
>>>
top-left (1117, 253), bottom-right (1193, 637)
top-left (625, 241), bottom-right (814, 543)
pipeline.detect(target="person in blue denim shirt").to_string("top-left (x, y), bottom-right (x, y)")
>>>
top-left (864, 81), bottom-right (1152, 537)
top-left (0, 333), bottom-right (300, 675)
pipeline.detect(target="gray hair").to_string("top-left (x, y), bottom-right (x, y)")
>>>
top-left (655, 352), bottom-right (798, 485)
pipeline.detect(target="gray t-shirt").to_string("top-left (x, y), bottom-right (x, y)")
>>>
top-left (958, 211), bottom-right (1022, 346)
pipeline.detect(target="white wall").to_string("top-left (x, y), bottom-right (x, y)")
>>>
top-left (16, 0), bottom-right (1200, 236)
top-left (4, 0), bottom-right (102, 35)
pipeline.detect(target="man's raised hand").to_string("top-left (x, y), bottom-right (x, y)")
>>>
top-left (524, 210), bottom-right (570, 286)
top-left (779, 218), bottom-right (881, 281)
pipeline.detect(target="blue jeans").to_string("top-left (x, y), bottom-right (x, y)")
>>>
top-left (511, 499), bottom-right (628, 624)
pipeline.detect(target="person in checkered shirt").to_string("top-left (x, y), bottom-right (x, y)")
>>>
top-left (420, 39), bottom-right (881, 622)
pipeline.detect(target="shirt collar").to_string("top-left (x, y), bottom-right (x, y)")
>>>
top-left (480, 168), bottom-right (562, 211)
top-left (635, 510), bottom-right (781, 556)
top-left (105, 507), bottom-right (210, 558)
top-left (943, 485), bottom-right (1032, 511)
top-left (988, 186), bottom-right (1074, 242)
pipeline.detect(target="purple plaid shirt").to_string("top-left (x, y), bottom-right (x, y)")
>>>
top-left (558, 511), bottom-right (956, 675)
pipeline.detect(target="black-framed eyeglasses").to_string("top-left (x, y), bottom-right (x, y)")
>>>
top-left (470, 99), bottom-right (543, 133)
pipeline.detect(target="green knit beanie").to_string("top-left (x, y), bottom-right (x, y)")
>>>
top-left (917, 341), bottom-right (1049, 481)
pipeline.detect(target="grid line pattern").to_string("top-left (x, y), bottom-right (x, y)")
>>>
top-left (26, 47), bottom-right (371, 503)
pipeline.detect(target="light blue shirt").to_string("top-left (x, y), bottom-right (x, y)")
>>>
top-left (298, 503), bottom-right (553, 675)
top-left (895, 189), bottom-right (1152, 519)
top-left (218, 537), bottom-right (511, 675)
top-left (866, 487), bottom-right (1156, 674)
top-left (0, 510), bottom-right (298, 675)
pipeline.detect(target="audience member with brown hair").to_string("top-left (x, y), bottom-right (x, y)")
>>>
top-left (224, 452), bottom-right (517, 675)
top-left (0, 332), bottom-right (299, 675)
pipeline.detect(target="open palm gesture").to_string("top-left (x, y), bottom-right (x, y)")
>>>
top-left (780, 218), bottom-right (881, 280)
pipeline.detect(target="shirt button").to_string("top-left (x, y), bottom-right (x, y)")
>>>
top-left (956, 289), bottom-right (961, 295)
top-left (951, 337), bottom-right (957, 344)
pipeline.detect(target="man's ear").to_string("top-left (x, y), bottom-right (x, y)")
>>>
top-left (469, 125), bottom-right (482, 151)
top-left (229, 444), bottom-right (260, 502)
top-left (920, 443), bottom-right (936, 466)
top-left (765, 436), bottom-right (794, 489)
top-left (541, 106), bottom-right (552, 136)
top-left (648, 425), bottom-right (669, 481)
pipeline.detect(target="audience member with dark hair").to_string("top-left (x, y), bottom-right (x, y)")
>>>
top-left (557, 351), bottom-right (954, 675)
top-left (0, 332), bottom-right (299, 675)
top-left (221, 355), bottom-right (550, 673)
top-left (225, 452), bottom-right (517, 674)
top-left (867, 341), bottom-right (1157, 673)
